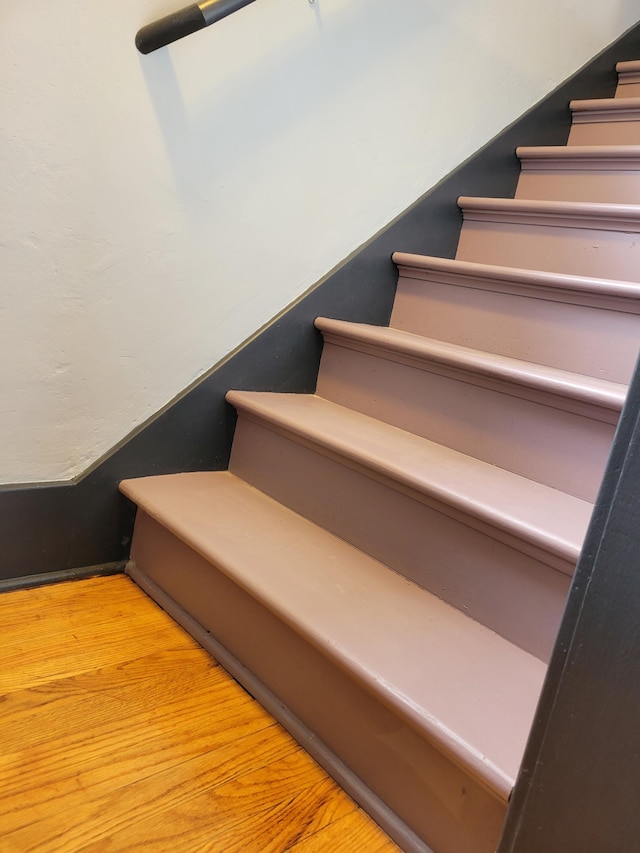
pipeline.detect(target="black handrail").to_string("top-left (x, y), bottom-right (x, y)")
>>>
top-left (135, 0), bottom-right (257, 54)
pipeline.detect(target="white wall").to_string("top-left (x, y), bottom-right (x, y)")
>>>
top-left (1, 0), bottom-right (637, 483)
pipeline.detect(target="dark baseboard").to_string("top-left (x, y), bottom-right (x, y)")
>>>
top-left (3, 19), bottom-right (640, 582)
top-left (0, 561), bottom-right (126, 594)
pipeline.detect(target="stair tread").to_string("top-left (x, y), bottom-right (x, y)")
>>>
top-left (516, 144), bottom-right (640, 164)
top-left (120, 469), bottom-right (547, 799)
top-left (570, 95), bottom-right (640, 112)
top-left (617, 60), bottom-right (640, 73)
top-left (315, 316), bottom-right (627, 413)
top-left (392, 252), bottom-right (640, 302)
top-left (227, 390), bottom-right (593, 565)
top-left (459, 195), bottom-right (640, 219)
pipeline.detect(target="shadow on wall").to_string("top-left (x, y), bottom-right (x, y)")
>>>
top-left (138, 0), bottom-right (635, 225)
top-left (138, 0), bottom-right (510, 218)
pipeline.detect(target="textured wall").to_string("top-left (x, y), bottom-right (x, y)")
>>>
top-left (1, 0), bottom-right (637, 483)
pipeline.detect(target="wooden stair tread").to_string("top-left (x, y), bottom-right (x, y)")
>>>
top-left (516, 144), bottom-right (640, 167)
top-left (120, 469), bottom-right (546, 800)
top-left (458, 196), bottom-right (640, 230)
top-left (227, 390), bottom-right (593, 567)
top-left (315, 316), bottom-right (626, 418)
top-left (392, 252), bottom-right (640, 307)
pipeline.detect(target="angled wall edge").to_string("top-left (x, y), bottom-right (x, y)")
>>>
top-left (3, 20), bottom-right (640, 586)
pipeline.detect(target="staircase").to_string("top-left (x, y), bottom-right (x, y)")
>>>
top-left (120, 59), bottom-right (640, 853)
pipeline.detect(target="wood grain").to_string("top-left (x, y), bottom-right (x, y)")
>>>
top-left (0, 576), bottom-right (197, 693)
top-left (287, 810), bottom-right (404, 853)
top-left (0, 575), bottom-right (401, 852)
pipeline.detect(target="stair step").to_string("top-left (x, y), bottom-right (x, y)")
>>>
top-left (568, 96), bottom-right (640, 145)
top-left (314, 317), bottom-right (624, 501)
top-left (456, 196), bottom-right (640, 282)
top-left (516, 145), bottom-right (640, 203)
top-left (390, 253), bottom-right (640, 383)
top-left (121, 470), bottom-right (547, 852)
top-left (616, 59), bottom-right (640, 98)
top-left (121, 53), bottom-right (640, 853)
top-left (227, 390), bottom-right (593, 660)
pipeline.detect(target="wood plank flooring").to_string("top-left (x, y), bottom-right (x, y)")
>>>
top-left (0, 574), bottom-right (402, 852)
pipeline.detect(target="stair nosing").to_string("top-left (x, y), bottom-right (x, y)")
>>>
top-left (458, 195), bottom-right (640, 233)
top-left (616, 60), bottom-right (640, 74)
top-left (392, 253), bottom-right (640, 312)
top-left (315, 317), bottom-right (626, 422)
top-left (121, 470), bottom-right (547, 800)
top-left (517, 144), bottom-right (640, 170)
top-left (569, 96), bottom-right (640, 122)
top-left (227, 390), bottom-right (591, 570)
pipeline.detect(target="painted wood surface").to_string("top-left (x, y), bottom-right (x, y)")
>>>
top-left (498, 352), bottom-right (640, 853)
top-left (0, 575), bottom-right (400, 852)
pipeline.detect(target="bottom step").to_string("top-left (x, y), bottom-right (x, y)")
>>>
top-left (121, 471), bottom-right (546, 853)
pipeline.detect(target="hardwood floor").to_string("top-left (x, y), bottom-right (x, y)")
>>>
top-left (0, 574), bottom-right (401, 852)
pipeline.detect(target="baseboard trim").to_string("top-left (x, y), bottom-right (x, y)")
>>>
top-left (3, 18), bottom-right (640, 581)
top-left (126, 561), bottom-right (434, 853)
top-left (0, 561), bottom-right (126, 594)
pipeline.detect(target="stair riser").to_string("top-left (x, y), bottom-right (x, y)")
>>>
top-left (568, 120), bottom-right (640, 145)
top-left (391, 274), bottom-right (640, 383)
top-left (516, 170), bottom-right (640, 204)
top-left (131, 511), bottom-right (506, 853)
top-left (317, 341), bottom-right (616, 501)
top-left (230, 416), bottom-right (571, 661)
top-left (615, 82), bottom-right (640, 98)
top-left (456, 220), bottom-right (640, 282)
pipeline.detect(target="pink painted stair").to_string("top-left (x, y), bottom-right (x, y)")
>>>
top-left (314, 317), bottom-right (623, 502)
top-left (617, 60), bottom-right (640, 97)
top-left (456, 197), bottom-right (640, 281)
top-left (515, 145), bottom-right (640, 202)
top-left (390, 255), bottom-right (640, 383)
top-left (568, 97), bottom-right (640, 145)
top-left (122, 470), bottom-right (546, 853)
top-left (566, 60), bottom-right (640, 143)
top-left (227, 389), bottom-right (590, 662)
top-left (122, 52), bottom-right (640, 853)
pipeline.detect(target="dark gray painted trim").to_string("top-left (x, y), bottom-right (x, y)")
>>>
top-left (126, 561), bottom-right (434, 853)
top-left (135, 1), bottom-right (259, 55)
top-left (135, 4), bottom-right (206, 55)
top-left (0, 561), bottom-right (126, 595)
top-left (498, 348), bottom-right (640, 853)
top-left (3, 19), bottom-right (640, 583)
